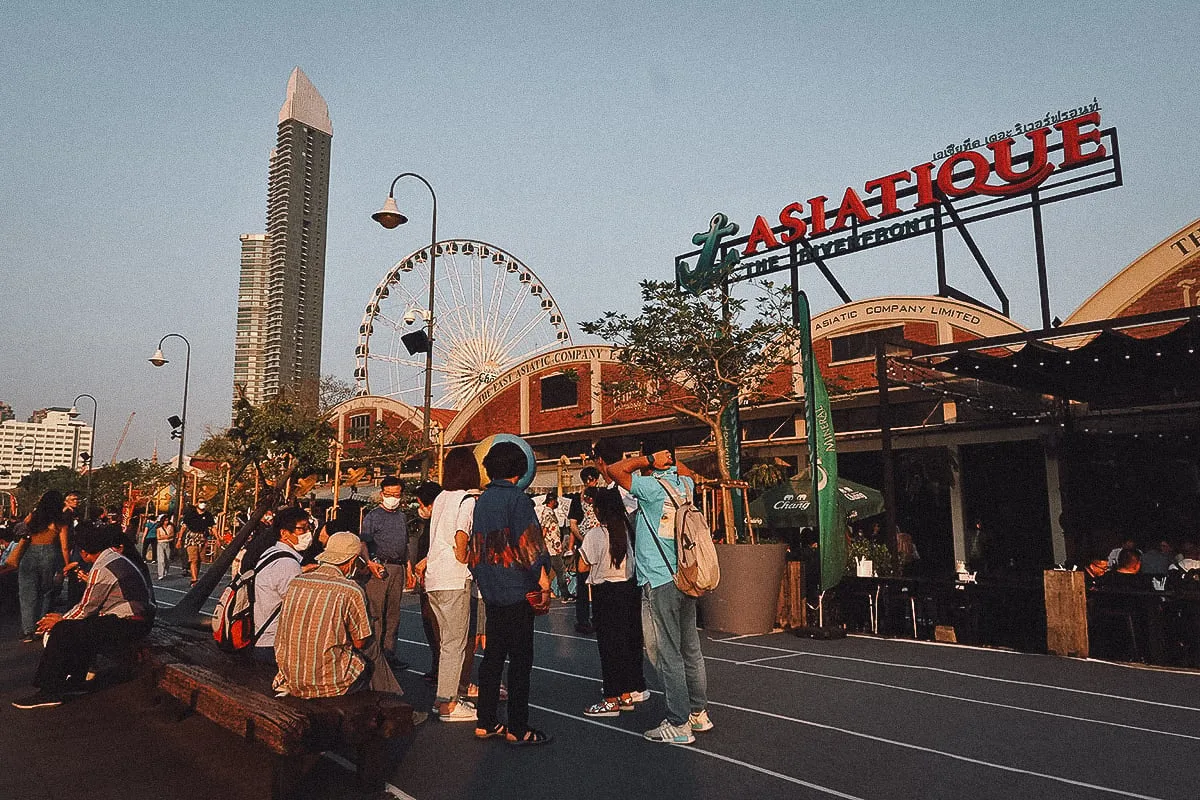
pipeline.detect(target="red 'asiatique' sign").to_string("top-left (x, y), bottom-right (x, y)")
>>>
top-left (741, 111), bottom-right (1108, 257)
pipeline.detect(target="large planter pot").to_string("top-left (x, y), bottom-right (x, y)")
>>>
top-left (700, 542), bottom-right (789, 635)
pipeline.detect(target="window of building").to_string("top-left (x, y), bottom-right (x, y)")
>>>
top-left (348, 413), bottom-right (372, 442)
top-left (540, 373), bottom-right (578, 411)
top-left (829, 325), bottom-right (905, 363)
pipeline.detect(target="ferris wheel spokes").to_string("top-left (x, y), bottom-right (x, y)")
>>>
top-left (354, 239), bottom-right (573, 408)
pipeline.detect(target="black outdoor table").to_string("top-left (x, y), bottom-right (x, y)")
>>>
top-left (836, 575), bottom-right (1046, 651)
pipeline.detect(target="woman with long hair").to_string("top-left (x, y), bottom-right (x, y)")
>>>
top-left (17, 490), bottom-right (72, 642)
top-left (580, 486), bottom-right (647, 716)
top-left (421, 447), bottom-right (483, 722)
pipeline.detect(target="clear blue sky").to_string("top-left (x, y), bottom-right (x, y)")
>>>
top-left (2, 1), bottom-right (1197, 461)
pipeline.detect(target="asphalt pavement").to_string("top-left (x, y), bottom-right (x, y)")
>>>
top-left (3, 562), bottom-right (1199, 800)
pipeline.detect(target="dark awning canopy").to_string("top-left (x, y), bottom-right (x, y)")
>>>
top-left (915, 310), bottom-right (1200, 408)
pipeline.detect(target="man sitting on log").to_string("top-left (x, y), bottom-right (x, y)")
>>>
top-left (12, 522), bottom-right (155, 709)
top-left (273, 532), bottom-right (403, 698)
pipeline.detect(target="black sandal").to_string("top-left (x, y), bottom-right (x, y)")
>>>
top-left (474, 723), bottom-right (507, 739)
top-left (507, 728), bottom-right (553, 746)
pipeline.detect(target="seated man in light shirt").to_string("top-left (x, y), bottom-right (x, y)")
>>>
top-left (249, 506), bottom-right (308, 665)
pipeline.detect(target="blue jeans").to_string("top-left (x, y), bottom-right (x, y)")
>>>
top-left (641, 581), bottom-right (707, 726)
top-left (19, 543), bottom-right (63, 636)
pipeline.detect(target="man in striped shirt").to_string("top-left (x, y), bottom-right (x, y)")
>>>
top-left (12, 523), bottom-right (155, 709)
top-left (273, 532), bottom-right (402, 698)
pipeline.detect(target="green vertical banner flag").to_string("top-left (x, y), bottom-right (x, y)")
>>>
top-left (796, 292), bottom-right (843, 591)
top-left (719, 398), bottom-right (746, 541)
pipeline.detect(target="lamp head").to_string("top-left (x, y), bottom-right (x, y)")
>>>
top-left (149, 349), bottom-right (168, 367)
top-left (371, 195), bottom-right (407, 229)
top-left (68, 406), bottom-right (80, 418)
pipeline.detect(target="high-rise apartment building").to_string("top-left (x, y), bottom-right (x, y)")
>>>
top-left (233, 67), bottom-right (332, 415)
top-left (0, 408), bottom-right (92, 490)
top-left (232, 233), bottom-right (271, 413)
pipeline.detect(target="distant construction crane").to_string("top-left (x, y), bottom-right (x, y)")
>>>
top-left (110, 411), bottom-right (136, 464)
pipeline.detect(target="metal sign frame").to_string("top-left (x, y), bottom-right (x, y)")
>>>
top-left (675, 125), bottom-right (1122, 329)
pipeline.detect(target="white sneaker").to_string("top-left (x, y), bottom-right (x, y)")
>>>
top-left (643, 719), bottom-right (695, 744)
top-left (439, 700), bottom-right (478, 722)
top-left (629, 690), bottom-right (651, 703)
top-left (688, 709), bottom-right (714, 732)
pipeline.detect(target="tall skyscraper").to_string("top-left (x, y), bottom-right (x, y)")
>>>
top-left (232, 233), bottom-right (270, 413)
top-left (233, 67), bottom-right (332, 416)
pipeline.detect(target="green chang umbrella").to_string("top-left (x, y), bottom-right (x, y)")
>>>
top-left (749, 472), bottom-right (885, 529)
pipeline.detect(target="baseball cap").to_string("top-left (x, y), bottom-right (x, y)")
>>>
top-left (317, 532), bottom-right (363, 565)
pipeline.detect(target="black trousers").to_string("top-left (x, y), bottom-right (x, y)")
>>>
top-left (575, 568), bottom-right (592, 626)
top-left (477, 600), bottom-right (534, 736)
top-left (35, 615), bottom-right (152, 693)
top-left (592, 579), bottom-right (646, 698)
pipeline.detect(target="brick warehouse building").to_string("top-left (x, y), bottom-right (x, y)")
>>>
top-left (332, 216), bottom-right (1200, 575)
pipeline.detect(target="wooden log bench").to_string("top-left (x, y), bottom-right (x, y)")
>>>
top-left (140, 625), bottom-right (415, 800)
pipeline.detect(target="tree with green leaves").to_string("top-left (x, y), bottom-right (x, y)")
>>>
top-left (582, 279), bottom-right (798, 486)
top-left (14, 460), bottom-right (174, 519)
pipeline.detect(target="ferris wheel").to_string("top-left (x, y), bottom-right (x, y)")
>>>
top-left (353, 239), bottom-right (573, 409)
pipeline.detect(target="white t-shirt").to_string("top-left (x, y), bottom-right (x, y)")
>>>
top-left (425, 489), bottom-right (477, 592)
top-left (581, 524), bottom-right (634, 585)
top-left (252, 542), bottom-right (303, 648)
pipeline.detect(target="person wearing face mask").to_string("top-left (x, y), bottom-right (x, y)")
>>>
top-left (360, 477), bottom-right (409, 669)
top-left (248, 507), bottom-right (308, 666)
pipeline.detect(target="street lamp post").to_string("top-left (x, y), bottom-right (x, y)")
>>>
top-left (149, 334), bottom-right (191, 528)
top-left (70, 393), bottom-right (99, 517)
top-left (372, 172), bottom-right (437, 477)
top-left (16, 434), bottom-right (37, 478)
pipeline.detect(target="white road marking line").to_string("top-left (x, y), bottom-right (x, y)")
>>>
top-left (321, 752), bottom-right (417, 800)
top-left (703, 655), bottom-right (1200, 741)
top-left (418, 644), bottom-right (1180, 800)
top-left (845, 632), bottom-right (1024, 654)
top-left (706, 695), bottom-right (1171, 800)
top-left (527, 703), bottom-right (867, 800)
top-left (742, 653), bottom-right (808, 664)
top-left (536, 629), bottom-right (602, 643)
top-left (397, 633), bottom-right (1198, 740)
top-left (711, 637), bottom-right (1200, 711)
top-left (713, 632), bottom-right (768, 641)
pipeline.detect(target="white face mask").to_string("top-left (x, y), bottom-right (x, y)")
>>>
top-left (381, 496), bottom-right (402, 511)
top-left (293, 531), bottom-right (313, 552)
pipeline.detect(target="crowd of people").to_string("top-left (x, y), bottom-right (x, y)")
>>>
top-left (1, 437), bottom-right (717, 748)
top-left (1083, 536), bottom-right (1200, 589)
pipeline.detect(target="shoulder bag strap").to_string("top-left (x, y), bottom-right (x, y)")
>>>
top-left (249, 550), bottom-right (299, 642)
top-left (655, 477), bottom-right (685, 507)
top-left (252, 604), bottom-right (283, 642)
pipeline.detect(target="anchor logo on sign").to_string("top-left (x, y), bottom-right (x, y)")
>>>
top-left (677, 213), bottom-right (741, 296)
